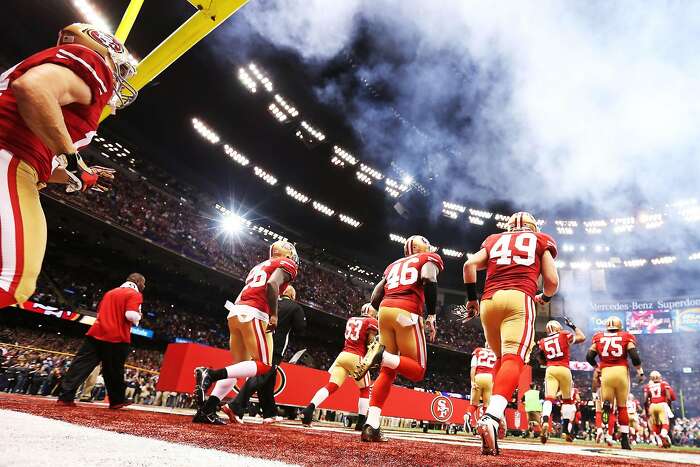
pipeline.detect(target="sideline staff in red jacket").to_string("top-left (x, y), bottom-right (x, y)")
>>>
top-left (58, 273), bottom-right (145, 408)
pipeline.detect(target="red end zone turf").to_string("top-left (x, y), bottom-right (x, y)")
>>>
top-left (0, 393), bottom-right (689, 467)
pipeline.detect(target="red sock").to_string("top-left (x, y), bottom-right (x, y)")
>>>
top-left (608, 413), bottom-right (617, 435)
top-left (0, 289), bottom-right (17, 308)
top-left (617, 407), bottom-right (629, 426)
top-left (359, 386), bottom-right (370, 398)
top-left (369, 367), bottom-right (397, 409)
top-left (661, 423), bottom-right (669, 432)
top-left (255, 361), bottom-right (271, 375)
top-left (396, 356), bottom-right (425, 382)
top-left (324, 382), bottom-right (339, 395)
top-left (492, 354), bottom-right (524, 398)
top-left (595, 411), bottom-right (602, 428)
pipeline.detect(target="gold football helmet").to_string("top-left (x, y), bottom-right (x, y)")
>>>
top-left (507, 212), bottom-right (539, 232)
top-left (270, 240), bottom-right (299, 263)
top-left (57, 23), bottom-right (137, 109)
top-left (361, 303), bottom-right (377, 318)
top-left (282, 284), bottom-right (296, 300)
top-left (545, 320), bottom-right (562, 334)
top-left (404, 235), bottom-right (436, 256)
top-left (649, 370), bottom-right (662, 383)
top-left (605, 315), bottom-right (623, 331)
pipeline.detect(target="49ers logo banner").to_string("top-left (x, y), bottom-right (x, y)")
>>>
top-left (430, 396), bottom-right (454, 422)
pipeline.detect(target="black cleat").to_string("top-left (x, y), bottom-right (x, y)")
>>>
top-left (621, 433), bottom-right (631, 450)
top-left (194, 367), bottom-right (213, 409)
top-left (361, 424), bottom-right (388, 442)
top-left (192, 409), bottom-right (225, 425)
top-left (352, 337), bottom-right (385, 381)
top-left (355, 414), bottom-right (367, 431)
top-left (301, 403), bottom-right (315, 426)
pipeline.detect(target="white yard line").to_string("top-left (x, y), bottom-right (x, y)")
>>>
top-left (0, 409), bottom-right (296, 467)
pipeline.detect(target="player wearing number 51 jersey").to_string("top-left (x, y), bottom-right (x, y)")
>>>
top-left (463, 212), bottom-right (559, 455)
top-left (586, 316), bottom-right (644, 450)
top-left (301, 304), bottom-right (378, 429)
top-left (353, 235), bottom-right (444, 442)
top-left (194, 241), bottom-right (298, 425)
top-left (535, 319), bottom-right (585, 443)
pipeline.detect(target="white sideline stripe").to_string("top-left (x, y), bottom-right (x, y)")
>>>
top-left (0, 409), bottom-right (297, 467)
top-left (56, 48), bottom-right (107, 94)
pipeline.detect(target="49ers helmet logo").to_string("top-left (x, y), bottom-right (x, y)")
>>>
top-left (232, 366), bottom-right (287, 397)
top-left (86, 28), bottom-right (125, 54)
top-left (430, 396), bottom-right (453, 422)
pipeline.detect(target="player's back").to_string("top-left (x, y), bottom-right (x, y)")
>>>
top-left (472, 347), bottom-right (497, 374)
top-left (592, 330), bottom-right (636, 368)
top-left (342, 316), bottom-right (379, 357)
top-left (538, 331), bottom-right (574, 367)
top-left (645, 381), bottom-right (670, 404)
top-left (381, 252), bottom-right (444, 314)
top-left (481, 230), bottom-right (557, 300)
top-left (236, 257), bottom-right (298, 314)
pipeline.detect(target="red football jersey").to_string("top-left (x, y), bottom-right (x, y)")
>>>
top-left (592, 330), bottom-right (636, 369)
top-left (481, 231), bottom-right (557, 300)
top-left (236, 257), bottom-right (298, 315)
top-left (342, 316), bottom-right (379, 357)
top-left (86, 283), bottom-right (142, 344)
top-left (645, 381), bottom-right (672, 404)
top-left (0, 44), bottom-right (113, 182)
top-left (380, 252), bottom-right (444, 315)
top-left (538, 331), bottom-right (575, 367)
top-left (472, 347), bottom-right (497, 375)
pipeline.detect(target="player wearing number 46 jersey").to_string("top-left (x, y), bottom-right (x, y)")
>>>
top-left (194, 241), bottom-right (298, 425)
top-left (301, 303), bottom-right (378, 429)
top-left (535, 319), bottom-right (585, 444)
top-left (586, 316), bottom-right (644, 450)
top-left (462, 212), bottom-right (559, 456)
top-left (352, 235), bottom-right (444, 443)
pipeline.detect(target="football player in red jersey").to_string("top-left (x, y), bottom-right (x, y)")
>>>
top-left (301, 303), bottom-right (378, 429)
top-left (644, 370), bottom-right (673, 448)
top-left (0, 24), bottom-right (135, 308)
top-left (462, 212), bottom-right (558, 455)
top-left (586, 316), bottom-right (644, 450)
top-left (535, 318), bottom-right (585, 443)
top-left (468, 344), bottom-right (497, 422)
top-left (353, 235), bottom-right (444, 442)
top-left (193, 241), bottom-right (298, 424)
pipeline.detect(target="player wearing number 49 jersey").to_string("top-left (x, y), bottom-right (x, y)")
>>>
top-left (586, 316), bottom-right (644, 450)
top-left (535, 319), bottom-right (585, 444)
top-left (462, 212), bottom-right (559, 455)
top-left (352, 235), bottom-right (444, 443)
top-left (301, 304), bottom-right (378, 429)
top-left (194, 241), bottom-right (298, 425)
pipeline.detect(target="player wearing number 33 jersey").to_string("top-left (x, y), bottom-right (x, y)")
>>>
top-left (193, 241), bottom-right (298, 425)
top-left (586, 316), bottom-right (644, 450)
top-left (301, 303), bottom-right (379, 429)
top-left (353, 235), bottom-right (444, 443)
top-left (463, 212), bottom-right (559, 456)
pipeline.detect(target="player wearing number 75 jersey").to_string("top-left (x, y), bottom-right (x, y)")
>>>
top-left (352, 235), bottom-right (444, 442)
top-left (301, 303), bottom-right (378, 429)
top-left (193, 241), bottom-right (298, 425)
top-left (462, 211), bottom-right (559, 455)
top-left (535, 319), bottom-right (585, 444)
top-left (586, 316), bottom-right (644, 450)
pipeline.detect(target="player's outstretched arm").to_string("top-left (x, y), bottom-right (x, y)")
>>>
top-left (370, 278), bottom-right (386, 311)
top-left (563, 317), bottom-right (586, 343)
top-left (12, 63), bottom-right (91, 155)
top-left (265, 269), bottom-right (291, 332)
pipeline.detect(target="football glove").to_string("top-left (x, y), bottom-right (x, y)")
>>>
top-left (57, 152), bottom-right (115, 193)
top-left (563, 316), bottom-right (576, 330)
top-left (453, 301), bottom-right (479, 322)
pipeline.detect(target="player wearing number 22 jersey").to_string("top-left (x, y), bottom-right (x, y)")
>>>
top-left (586, 316), bottom-right (644, 450)
top-left (463, 212), bottom-right (559, 456)
top-left (301, 303), bottom-right (379, 429)
top-left (470, 345), bottom-right (497, 412)
top-left (353, 235), bottom-right (444, 442)
top-left (194, 241), bottom-right (298, 425)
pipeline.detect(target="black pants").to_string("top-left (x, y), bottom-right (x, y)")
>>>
top-left (59, 336), bottom-right (129, 405)
top-left (232, 352), bottom-right (282, 418)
